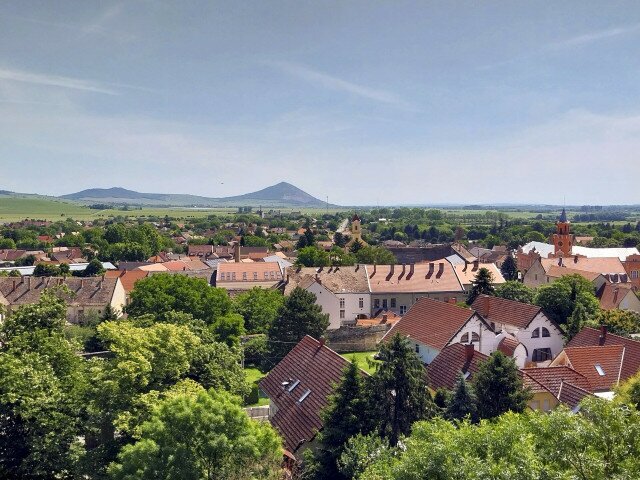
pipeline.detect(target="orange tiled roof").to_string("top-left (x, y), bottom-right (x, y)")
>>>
top-left (561, 345), bottom-right (625, 392)
top-left (521, 366), bottom-right (591, 395)
top-left (105, 270), bottom-right (148, 293)
top-left (596, 283), bottom-right (635, 310)
top-left (217, 261), bottom-right (282, 282)
top-left (545, 265), bottom-right (603, 282)
top-left (366, 262), bottom-right (464, 294)
top-left (472, 295), bottom-right (542, 329)
top-left (384, 297), bottom-right (478, 351)
top-left (541, 256), bottom-right (626, 275)
top-left (426, 343), bottom-right (488, 391)
top-left (497, 336), bottom-right (521, 356)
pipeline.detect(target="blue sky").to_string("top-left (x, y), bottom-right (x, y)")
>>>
top-left (1, 1), bottom-right (639, 205)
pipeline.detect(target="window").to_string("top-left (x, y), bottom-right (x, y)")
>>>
top-left (595, 364), bottom-right (605, 376)
top-left (287, 379), bottom-right (300, 392)
top-left (532, 348), bottom-right (552, 362)
top-left (359, 297), bottom-right (364, 308)
top-left (530, 400), bottom-right (539, 410)
top-left (471, 332), bottom-right (480, 342)
top-left (374, 299), bottom-right (380, 308)
top-left (231, 272), bottom-right (236, 280)
top-left (242, 272), bottom-right (247, 280)
top-left (264, 272), bottom-right (269, 279)
top-left (541, 327), bottom-right (550, 338)
top-left (632, 270), bottom-right (639, 279)
top-left (340, 298), bottom-right (345, 308)
top-left (531, 327), bottom-right (540, 338)
top-left (390, 298), bottom-right (396, 308)
top-left (382, 299), bottom-right (388, 309)
top-left (543, 399), bottom-right (550, 411)
top-left (253, 272), bottom-right (258, 280)
top-left (340, 310), bottom-right (345, 319)
top-left (298, 389), bottom-right (311, 403)
top-left (460, 332), bottom-right (469, 343)
top-left (463, 371), bottom-right (471, 380)
top-left (400, 305), bottom-right (407, 315)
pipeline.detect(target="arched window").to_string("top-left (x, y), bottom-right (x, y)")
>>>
top-left (471, 332), bottom-right (480, 342)
top-left (531, 327), bottom-right (540, 338)
top-left (460, 333), bottom-right (469, 343)
top-left (541, 327), bottom-right (550, 338)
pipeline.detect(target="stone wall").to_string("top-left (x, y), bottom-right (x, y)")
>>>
top-left (326, 324), bottom-right (389, 353)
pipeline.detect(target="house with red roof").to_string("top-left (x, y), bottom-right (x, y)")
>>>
top-left (596, 283), bottom-right (640, 312)
top-left (426, 343), bottom-right (488, 391)
top-left (383, 297), bottom-right (496, 364)
top-left (471, 295), bottom-right (564, 365)
top-left (521, 366), bottom-right (593, 412)
top-left (259, 336), bottom-right (367, 458)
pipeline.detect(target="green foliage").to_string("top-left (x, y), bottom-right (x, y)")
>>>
top-left (495, 280), bottom-right (535, 304)
top-left (127, 274), bottom-right (233, 325)
top-left (466, 267), bottom-right (495, 304)
top-left (367, 334), bottom-right (435, 446)
top-left (338, 434), bottom-right (393, 480)
top-left (591, 309), bottom-right (640, 337)
top-left (445, 372), bottom-right (477, 422)
top-left (266, 287), bottom-right (329, 368)
top-left (615, 370), bottom-right (640, 410)
top-left (311, 360), bottom-right (369, 479)
top-left (354, 246), bottom-right (396, 265)
top-left (188, 341), bottom-right (250, 398)
top-left (0, 288), bottom-right (67, 342)
top-left (535, 273), bottom-right (600, 325)
top-left (566, 301), bottom-right (589, 340)
top-left (500, 254), bottom-right (518, 281)
top-left (473, 351), bottom-right (531, 420)
top-left (33, 262), bottom-right (63, 277)
top-left (108, 390), bottom-right (282, 480)
top-left (233, 287), bottom-right (284, 334)
top-left (349, 239), bottom-right (365, 253)
top-left (242, 335), bottom-right (268, 368)
top-left (82, 258), bottom-right (106, 277)
top-left (296, 246), bottom-right (331, 267)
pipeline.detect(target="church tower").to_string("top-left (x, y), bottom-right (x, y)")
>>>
top-left (552, 208), bottom-right (572, 256)
top-left (345, 213), bottom-right (368, 250)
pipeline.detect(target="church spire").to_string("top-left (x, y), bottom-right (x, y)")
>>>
top-left (559, 208), bottom-right (567, 223)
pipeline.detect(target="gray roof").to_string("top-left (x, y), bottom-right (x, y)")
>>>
top-left (284, 265), bottom-right (370, 295)
top-left (0, 276), bottom-right (119, 306)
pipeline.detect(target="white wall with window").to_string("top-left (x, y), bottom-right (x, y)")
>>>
top-left (515, 312), bottom-right (564, 363)
top-left (304, 281), bottom-right (370, 330)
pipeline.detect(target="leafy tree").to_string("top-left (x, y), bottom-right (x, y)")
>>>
top-left (535, 274), bottom-right (600, 325)
top-left (500, 254), bottom-right (518, 281)
top-left (445, 372), bottom-right (477, 422)
top-left (495, 281), bottom-right (535, 304)
top-left (355, 246), bottom-right (396, 265)
top-left (188, 341), bottom-right (250, 398)
top-left (82, 258), bottom-right (106, 277)
top-left (8, 269), bottom-right (21, 277)
top-left (233, 287), bottom-right (284, 334)
top-left (367, 334), bottom-right (435, 446)
top-left (349, 239), bottom-right (365, 254)
top-left (0, 237), bottom-right (16, 249)
top-left (266, 287), bottom-right (329, 367)
top-left (337, 433), bottom-right (393, 480)
top-left (615, 371), bottom-right (640, 410)
top-left (33, 263), bottom-right (61, 277)
top-left (566, 301), bottom-right (589, 340)
top-left (0, 288), bottom-right (68, 342)
top-left (591, 309), bottom-right (640, 337)
top-left (108, 390), bottom-right (282, 480)
top-left (127, 274), bottom-right (233, 325)
top-left (296, 246), bottom-right (331, 267)
top-left (14, 254), bottom-right (36, 266)
top-left (333, 232), bottom-right (347, 248)
top-left (466, 267), bottom-right (495, 304)
top-left (329, 247), bottom-right (357, 266)
top-left (473, 351), bottom-right (530, 420)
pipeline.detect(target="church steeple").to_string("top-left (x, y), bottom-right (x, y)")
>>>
top-left (552, 209), bottom-right (572, 256)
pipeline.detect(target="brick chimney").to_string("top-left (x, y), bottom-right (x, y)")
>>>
top-left (381, 314), bottom-right (388, 324)
top-left (463, 261), bottom-right (468, 272)
top-left (447, 297), bottom-right (457, 305)
top-left (465, 343), bottom-right (475, 362)
top-left (472, 260), bottom-right (479, 271)
top-left (426, 262), bottom-right (434, 279)
top-left (599, 325), bottom-right (607, 345)
top-left (234, 244), bottom-right (241, 262)
top-left (399, 264), bottom-right (406, 280)
top-left (386, 264), bottom-right (395, 281)
top-left (407, 263), bottom-right (414, 279)
top-left (436, 262), bottom-right (445, 278)
top-left (318, 337), bottom-right (326, 348)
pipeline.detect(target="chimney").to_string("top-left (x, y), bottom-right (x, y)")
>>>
top-left (318, 337), bottom-right (326, 348)
top-left (436, 262), bottom-right (444, 278)
top-left (355, 264), bottom-right (359, 271)
top-left (558, 257), bottom-right (563, 266)
top-left (472, 260), bottom-right (479, 271)
top-left (447, 297), bottom-right (457, 305)
top-left (234, 244), bottom-right (241, 262)
top-left (381, 314), bottom-right (388, 324)
top-left (11, 279), bottom-right (16, 293)
top-left (426, 262), bottom-right (434, 279)
top-left (465, 343), bottom-right (475, 362)
top-left (613, 288), bottom-right (619, 305)
top-left (386, 264), bottom-right (395, 281)
top-left (286, 274), bottom-right (290, 283)
top-left (599, 325), bottom-right (607, 345)
top-left (407, 263), bottom-right (414, 279)
top-left (399, 264), bottom-right (406, 280)
top-left (315, 273), bottom-right (321, 284)
top-left (463, 261), bottom-right (468, 272)
top-left (27, 276), bottom-right (31, 289)
top-left (574, 255), bottom-right (578, 264)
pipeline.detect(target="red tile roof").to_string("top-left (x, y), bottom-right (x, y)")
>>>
top-left (567, 327), bottom-right (640, 382)
top-left (426, 343), bottom-right (488, 390)
top-left (557, 381), bottom-right (593, 410)
top-left (383, 297), bottom-right (478, 351)
top-left (497, 336), bottom-right (521, 356)
top-left (259, 336), bottom-right (365, 454)
top-left (366, 262), bottom-right (464, 294)
top-left (596, 283), bottom-right (635, 310)
top-left (561, 345), bottom-right (625, 392)
top-left (520, 366), bottom-right (591, 395)
top-left (105, 270), bottom-right (149, 293)
top-left (471, 295), bottom-right (542, 329)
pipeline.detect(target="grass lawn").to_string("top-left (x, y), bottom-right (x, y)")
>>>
top-left (244, 367), bottom-right (270, 407)
top-left (340, 351), bottom-right (380, 374)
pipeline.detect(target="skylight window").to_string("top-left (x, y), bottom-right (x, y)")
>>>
top-left (595, 364), bottom-right (606, 376)
top-left (298, 389), bottom-right (311, 403)
top-left (288, 380), bottom-right (300, 392)
top-left (463, 371), bottom-right (471, 380)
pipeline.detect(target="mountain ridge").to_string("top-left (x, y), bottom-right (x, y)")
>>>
top-left (60, 182), bottom-right (331, 207)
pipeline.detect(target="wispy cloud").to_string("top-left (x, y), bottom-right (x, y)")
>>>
top-left (549, 22), bottom-right (640, 49)
top-left (0, 68), bottom-right (119, 95)
top-left (81, 3), bottom-right (126, 37)
top-left (267, 61), bottom-right (414, 110)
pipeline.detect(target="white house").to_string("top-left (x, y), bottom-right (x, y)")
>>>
top-left (283, 265), bottom-right (371, 330)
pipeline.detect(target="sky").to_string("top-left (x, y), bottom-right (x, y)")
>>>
top-left (1, 1), bottom-right (640, 206)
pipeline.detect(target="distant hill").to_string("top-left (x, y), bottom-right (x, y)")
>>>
top-left (60, 182), bottom-right (331, 207)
